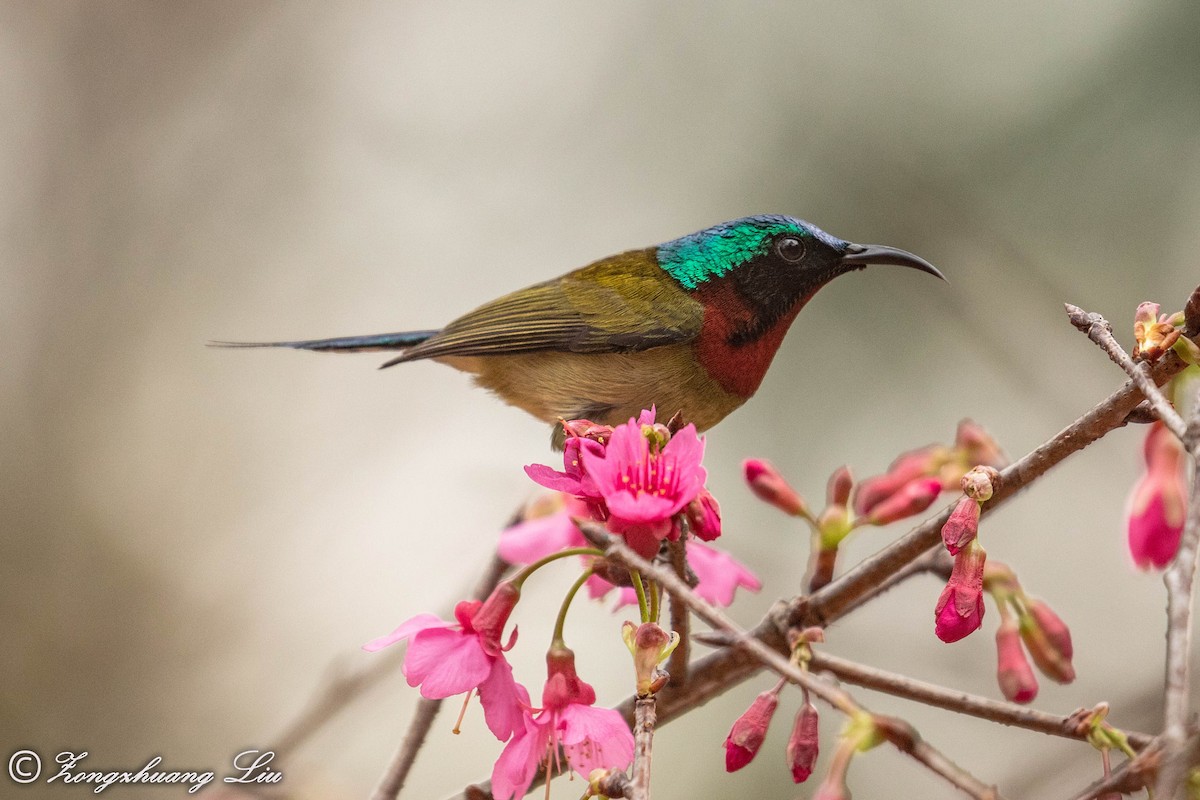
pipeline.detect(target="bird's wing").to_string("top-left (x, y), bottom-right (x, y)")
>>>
top-left (386, 249), bottom-right (703, 364)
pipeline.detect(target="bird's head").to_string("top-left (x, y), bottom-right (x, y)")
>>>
top-left (656, 215), bottom-right (943, 322)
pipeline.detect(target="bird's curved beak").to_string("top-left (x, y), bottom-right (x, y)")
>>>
top-left (840, 243), bottom-right (946, 281)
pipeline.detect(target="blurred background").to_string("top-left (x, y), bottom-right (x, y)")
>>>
top-left (3, 2), bottom-right (1199, 798)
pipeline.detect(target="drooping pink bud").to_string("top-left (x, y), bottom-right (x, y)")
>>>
top-left (786, 701), bottom-right (820, 783)
top-left (867, 478), bottom-right (942, 525)
top-left (941, 496), bottom-right (981, 555)
top-left (1026, 599), bottom-right (1073, 661)
top-left (1019, 603), bottom-right (1075, 684)
top-left (723, 689), bottom-right (780, 771)
top-left (935, 540), bottom-right (986, 643)
top-left (743, 458), bottom-right (809, 517)
top-left (685, 488), bottom-right (722, 541)
top-left (995, 619), bottom-right (1038, 704)
top-left (1126, 421), bottom-right (1189, 569)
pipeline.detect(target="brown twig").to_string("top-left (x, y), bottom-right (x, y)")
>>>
top-left (808, 650), bottom-right (1153, 751)
top-left (628, 696), bottom-right (657, 800)
top-left (603, 536), bottom-right (1003, 800)
top-left (665, 539), bottom-right (691, 687)
top-left (1064, 303), bottom-right (1189, 442)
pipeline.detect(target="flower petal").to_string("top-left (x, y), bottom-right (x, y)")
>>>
top-left (403, 628), bottom-right (491, 697)
top-left (687, 541), bottom-right (761, 607)
top-left (477, 657), bottom-right (529, 741)
top-left (498, 509), bottom-right (587, 564)
top-left (361, 613), bottom-right (450, 652)
top-left (558, 705), bottom-right (635, 777)
top-left (491, 715), bottom-right (549, 800)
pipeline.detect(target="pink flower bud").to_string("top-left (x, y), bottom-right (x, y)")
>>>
top-left (935, 540), bottom-right (986, 643)
top-left (1127, 421), bottom-right (1189, 569)
top-left (744, 459), bottom-right (809, 517)
top-left (1027, 599), bottom-right (1073, 661)
top-left (941, 496), bottom-right (980, 555)
top-left (954, 419), bottom-right (1007, 470)
top-left (867, 478), bottom-right (942, 525)
top-left (853, 445), bottom-right (946, 515)
top-left (786, 701), bottom-right (820, 783)
top-left (1019, 605), bottom-right (1075, 684)
top-left (995, 619), bottom-right (1038, 703)
top-left (723, 689), bottom-right (779, 771)
top-left (685, 488), bottom-right (722, 541)
top-left (826, 465), bottom-right (854, 508)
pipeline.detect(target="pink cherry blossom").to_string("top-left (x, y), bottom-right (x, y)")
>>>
top-left (935, 541), bottom-right (986, 643)
top-left (491, 648), bottom-right (633, 800)
top-left (603, 540), bottom-right (760, 610)
top-left (363, 583), bottom-right (526, 740)
top-left (1127, 420), bottom-right (1189, 569)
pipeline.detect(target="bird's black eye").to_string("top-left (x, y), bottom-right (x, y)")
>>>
top-left (775, 236), bottom-right (806, 263)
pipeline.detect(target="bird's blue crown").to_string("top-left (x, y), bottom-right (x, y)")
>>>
top-left (656, 215), bottom-right (844, 290)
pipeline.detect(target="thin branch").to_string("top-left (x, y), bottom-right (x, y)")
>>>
top-left (604, 536), bottom-right (1003, 800)
top-left (1064, 303), bottom-right (1189, 442)
top-left (665, 539), bottom-right (691, 687)
top-left (1066, 738), bottom-right (1166, 800)
top-left (371, 698), bottom-right (443, 800)
top-left (628, 696), bottom-right (657, 800)
top-left (808, 651), bottom-right (1153, 751)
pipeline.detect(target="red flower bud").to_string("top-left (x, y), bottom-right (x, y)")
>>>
top-left (786, 701), bottom-right (820, 783)
top-left (941, 496), bottom-right (980, 555)
top-left (853, 445), bottom-right (946, 515)
top-left (685, 488), bottom-right (722, 541)
top-left (867, 478), bottom-right (942, 525)
top-left (1127, 421), bottom-right (1188, 569)
top-left (935, 540), bottom-right (986, 643)
top-left (1019, 603), bottom-right (1075, 684)
top-left (1027, 599), bottom-right (1073, 661)
top-left (995, 619), bottom-right (1038, 704)
top-left (743, 458), bottom-right (809, 517)
top-left (723, 689), bottom-right (779, 771)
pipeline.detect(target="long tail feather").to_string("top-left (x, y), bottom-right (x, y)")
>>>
top-left (209, 330), bottom-right (438, 353)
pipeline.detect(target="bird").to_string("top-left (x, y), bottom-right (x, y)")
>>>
top-left (217, 215), bottom-right (943, 441)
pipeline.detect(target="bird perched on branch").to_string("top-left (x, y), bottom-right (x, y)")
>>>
top-left (218, 215), bottom-right (942, 440)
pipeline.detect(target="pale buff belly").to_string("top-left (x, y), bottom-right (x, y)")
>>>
top-left (438, 345), bottom-right (746, 431)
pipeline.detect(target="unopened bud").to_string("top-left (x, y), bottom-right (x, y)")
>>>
top-left (685, 488), bottom-right (722, 541)
top-left (787, 702), bottom-right (820, 783)
top-left (744, 458), bottom-right (809, 517)
top-left (960, 465), bottom-right (1000, 502)
top-left (622, 620), bottom-right (679, 696)
top-left (826, 465), bottom-right (854, 509)
top-left (867, 478), bottom-right (941, 525)
top-left (1019, 604), bottom-right (1075, 684)
top-left (954, 419), bottom-right (1007, 470)
top-left (854, 445), bottom-right (947, 515)
top-left (723, 689), bottom-right (780, 771)
top-left (941, 496), bottom-right (981, 555)
top-left (995, 619), bottom-right (1038, 704)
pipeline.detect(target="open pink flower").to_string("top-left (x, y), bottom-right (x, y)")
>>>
top-left (363, 583), bottom-right (526, 740)
top-left (491, 647), bottom-right (633, 800)
top-left (582, 415), bottom-right (707, 556)
top-left (1127, 420), bottom-right (1188, 569)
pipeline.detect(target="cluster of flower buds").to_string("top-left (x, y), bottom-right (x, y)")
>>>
top-left (934, 466), bottom-right (999, 642)
top-left (741, 422), bottom-right (1004, 592)
top-left (723, 628), bottom-right (823, 783)
top-left (854, 420), bottom-right (1007, 518)
top-left (1126, 419), bottom-right (1189, 570)
top-left (985, 561), bottom-right (1075, 703)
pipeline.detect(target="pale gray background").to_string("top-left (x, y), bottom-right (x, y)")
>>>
top-left (3, 3), bottom-right (1199, 798)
